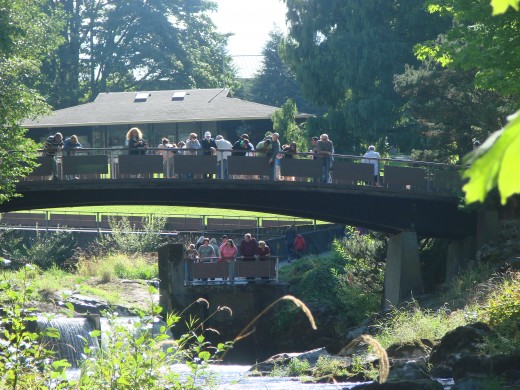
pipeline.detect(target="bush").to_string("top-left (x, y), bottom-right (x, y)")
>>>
top-left (478, 271), bottom-right (520, 352)
top-left (332, 228), bottom-right (386, 295)
top-left (98, 216), bottom-right (168, 254)
top-left (1, 229), bottom-right (77, 270)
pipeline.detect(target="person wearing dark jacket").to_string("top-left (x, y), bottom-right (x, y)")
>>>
top-left (239, 233), bottom-right (258, 261)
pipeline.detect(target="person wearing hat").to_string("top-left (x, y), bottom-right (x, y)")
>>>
top-left (362, 145), bottom-right (381, 186)
top-left (201, 131), bottom-right (217, 155)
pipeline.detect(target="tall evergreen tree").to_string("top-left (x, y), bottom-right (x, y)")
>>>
top-left (248, 30), bottom-right (323, 115)
top-left (281, 0), bottom-right (449, 152)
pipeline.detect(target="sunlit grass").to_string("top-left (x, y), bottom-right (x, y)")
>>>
top-left (375, 302), bottom-right (467, 349)
top-left (76, 252), bottom-right (158, 281)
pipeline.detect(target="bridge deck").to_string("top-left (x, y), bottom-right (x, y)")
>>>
top-left (3, 150), bottom-right (474, 238)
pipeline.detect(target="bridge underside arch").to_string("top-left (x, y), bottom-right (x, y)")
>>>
top-left (2, 179), bottom-right (475, 238)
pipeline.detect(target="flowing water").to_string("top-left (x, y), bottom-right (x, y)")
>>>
top-left (37, 317), bottom-right (100, 368)
top-left (40, 316), bottom-right (454, 389)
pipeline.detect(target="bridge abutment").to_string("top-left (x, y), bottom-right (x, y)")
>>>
top-left (383, 231), bottom-right (424, 308)
top-left (445, 236), bottom-right (476, 283)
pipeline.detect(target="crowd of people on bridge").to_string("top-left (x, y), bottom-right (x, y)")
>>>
top-left (42, 126), bottom-right (386, 184)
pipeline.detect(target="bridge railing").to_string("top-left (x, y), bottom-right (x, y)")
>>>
top-left (184, 256), bottom-right (280, 285)
top-left (22, 148), bottom-right (463, 193)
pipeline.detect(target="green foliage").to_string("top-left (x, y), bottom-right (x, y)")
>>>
top-left (478, 272), bottom-right (520, 340)
top-left (375, 302), bottom-right (467, 349)
top-left (76, 252), bottom-right (158, 281)
top-left (424, 0), bottom-right (520, 97)
top-left (464, 111), bottom-right (520, 204)
top-left (269, 357), bottom-right (311, 378)
top-left (40, 0), bottom-right (233, 108)
top-left (0, 0), bottom-right (64, 204)
top-left (440, 262), bottom-right (496, 309)
top-left (78, 293), bottom-right (230, 389)
top-left (0, 267), bottom-right (232, 389)
top-left (394, 61), bottom-right (514, 162)
top-left (99, 216), bottom-right (168, 254)
top-left (246, 29), bottom-right (323, 115)
top-left (0, 265), bottom-right (72, 389)
top-left (491, 0), bottom-right (520, 14)
top-left (281, 0), bottom-right (448, 151)
top-left (271, 99), bottom-right (308, 151)
top-left (2, 230), bottom-right (77, 270)
top-left (276, 249), bottom-right (380, 337)
top-left (332, 229), bottom-right (386, 295)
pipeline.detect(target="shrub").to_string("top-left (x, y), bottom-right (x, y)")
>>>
top-left (1, 230), bottom-right (77, 270)
top-left (0, 265), bottom-right (72, 389)
top-left (98, 216), bottom-right (168, 254)
top-left (478, 271), bottom-right (520, 353)
top-left (332, 228), bottom-right (386, 295)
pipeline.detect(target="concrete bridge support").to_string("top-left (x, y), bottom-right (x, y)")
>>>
top-left (383, 231), bottom-right (424, 308)
top-left (445, 236), bottom-right (476, 283)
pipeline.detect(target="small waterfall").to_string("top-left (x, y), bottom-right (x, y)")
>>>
top-left (37, 317), bottom-right (100, 368)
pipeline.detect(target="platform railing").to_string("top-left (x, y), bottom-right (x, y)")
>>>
top-left (22, 148), bottom-right (463, 193)
top-left (184, 255), bottom-right (280, 285)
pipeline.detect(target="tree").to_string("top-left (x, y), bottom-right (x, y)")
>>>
top-left (418, 0), bottom-right (520, 204)
top-left (40, 0), bottom-right (234, 108)
top-left (463, 0), bottom-right (520, 205)
top-left (394, 60), bottom-right (514, 163)
top-left (281, 0), bottom-right (449, 152)
top-left (419, 0), bottom-right (520, 97)
top-left (248, 29), bottom-right (323, 115)
top-left (271, 99), bottom-right (308, 151)
top-left (0, 0), bottom-right (64, 204)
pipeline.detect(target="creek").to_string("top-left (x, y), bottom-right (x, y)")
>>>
top-left (38, 316), bottom-right (455, 389)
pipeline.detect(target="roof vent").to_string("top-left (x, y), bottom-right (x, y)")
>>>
top-left (134, 92), bottom-right (150, 102)
top-left (171, 91), bottom-right (187, 101)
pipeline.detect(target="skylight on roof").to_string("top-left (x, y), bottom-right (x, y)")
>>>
top-left (172, 91), bottom-right (187, 101)
top-left (134, 92), bottom-right (149, 102)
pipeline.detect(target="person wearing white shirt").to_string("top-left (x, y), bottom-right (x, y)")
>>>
top-left (215, 135), bottom-right (232, 179)
top-left (362, 145), bottom-right (381, 185)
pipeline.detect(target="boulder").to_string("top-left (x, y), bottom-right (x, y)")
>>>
top-left (249, 347), bottom-right (333, 374)
top-left (386, 340), bottom-right (432, 367)
top-left (428, 322), bottom-right (493, 367)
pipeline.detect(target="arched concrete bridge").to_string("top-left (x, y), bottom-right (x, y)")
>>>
top-left (2, 179), bottom-right (474, 239)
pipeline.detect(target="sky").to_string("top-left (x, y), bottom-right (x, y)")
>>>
top-left (210, 0), bottom-right (288, 78)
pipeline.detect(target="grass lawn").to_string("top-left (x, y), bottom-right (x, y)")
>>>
top-left (36, 205), bottom-right (308, 220)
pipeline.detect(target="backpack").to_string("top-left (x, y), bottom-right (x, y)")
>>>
top-left (294, 235), bottom-right (306, 251)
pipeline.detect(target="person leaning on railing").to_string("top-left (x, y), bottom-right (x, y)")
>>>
top-left (219, 238), bottom-right (238, 282)
top-left (44, 132), bottom-right (64, 180)
top-left (219, 239), bottom-right (238, 263)
top-left (255, 241), bottom-right (271, 260)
